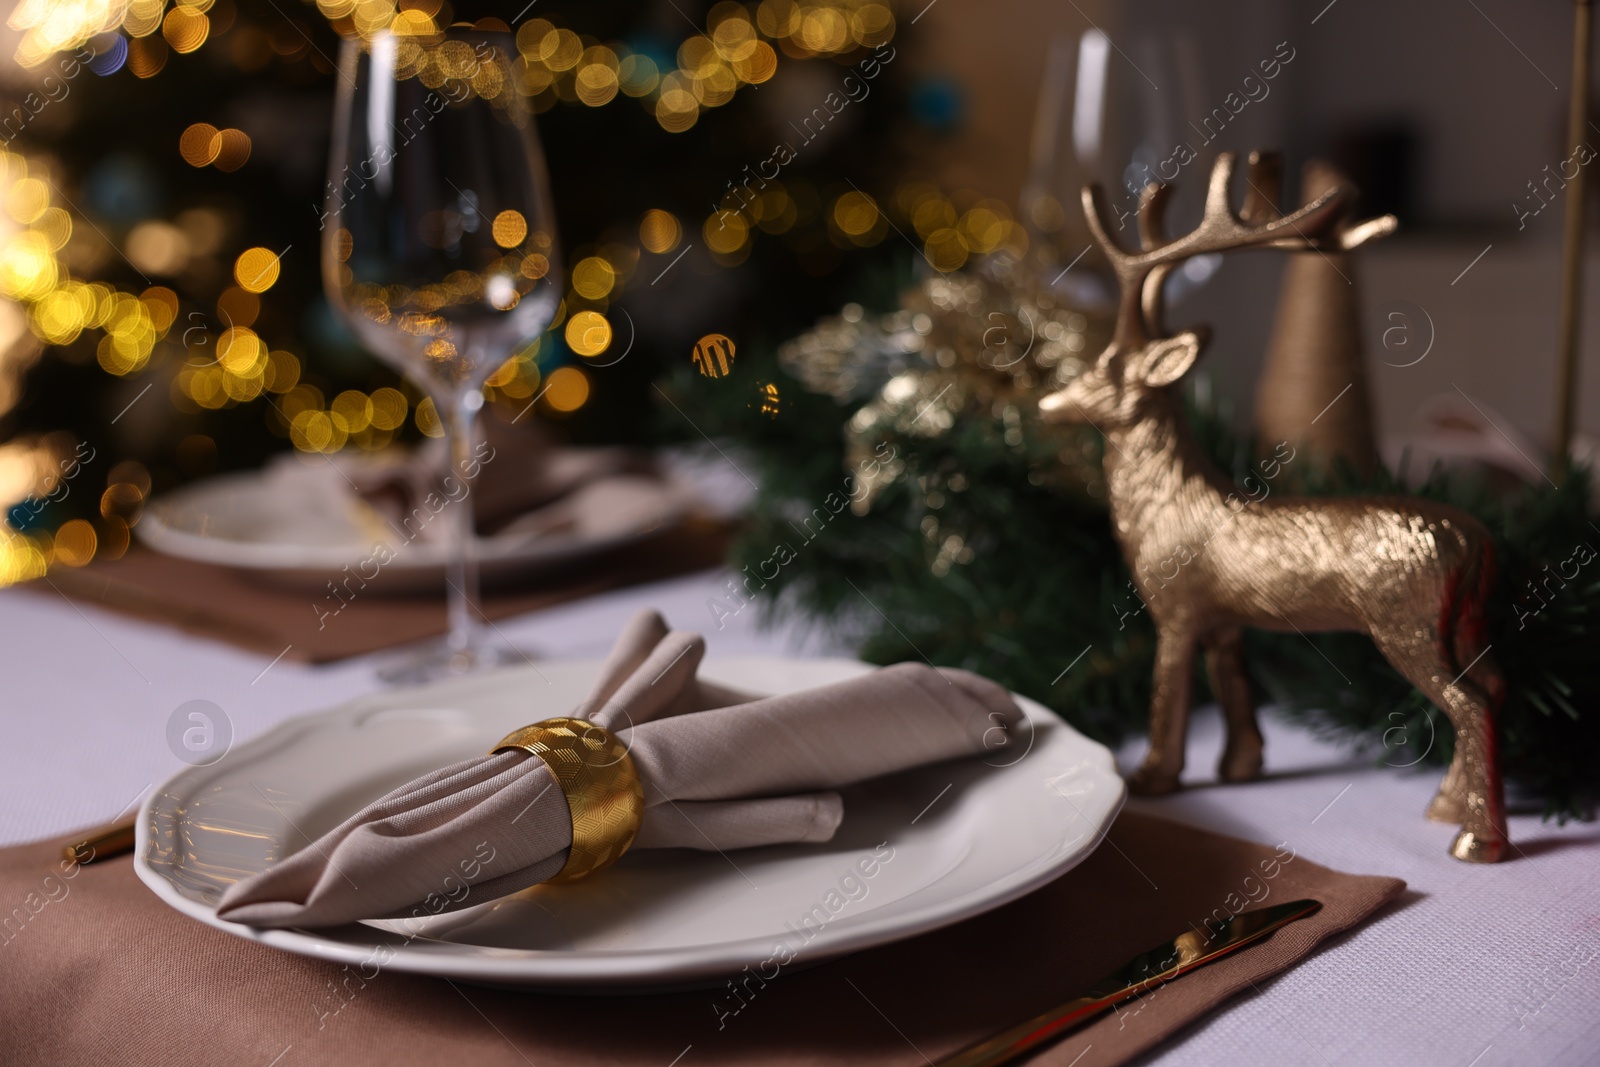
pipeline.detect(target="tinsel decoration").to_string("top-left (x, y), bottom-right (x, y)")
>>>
top-left (777, 253), bottom-right (1113, 516)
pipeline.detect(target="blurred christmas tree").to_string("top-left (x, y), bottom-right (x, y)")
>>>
top-left (0, 0), bottom-right (923, 583)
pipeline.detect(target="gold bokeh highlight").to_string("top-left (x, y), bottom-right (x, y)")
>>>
top-left (565, 310), bottom-right (612, 357)
top-left (543, 366), bottom-right (589, 412)
top-left (639, 209), bottom-right (681, 254)
top-left (234, 247), bottom-right (281, 293)
top-left (491, 210), bottom-right (527, 248)
top-left (180, 123), bottom-right (220, 167)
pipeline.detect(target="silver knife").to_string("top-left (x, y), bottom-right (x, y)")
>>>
top-left (936, 898), bottom-right (1322, 1067)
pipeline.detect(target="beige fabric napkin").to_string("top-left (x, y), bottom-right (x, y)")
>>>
top-left (216, 608), bottom-right (1024, 928)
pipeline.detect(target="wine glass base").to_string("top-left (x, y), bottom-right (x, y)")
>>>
top-left (376, 636), bottom-right (536, 685)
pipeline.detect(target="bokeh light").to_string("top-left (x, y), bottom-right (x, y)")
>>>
top-left (126, 221), bottom-right (189, 275)
top-left (124, 0), bottom-right (165, 38)
top-left (704, 212), bottom-right (749, 256)
top-left (331, 389), bottom-right (374, 433)
top-left (162, 6), bottom-right (210, 53)
top-left (491, 210), bottom-right (527, 248)
top-left (369, 386), bottom-right (408, 430)
top-left (414, 395), bottom-right (443, 437)
top-left (617, 54), bottom-right (659, 97)
top-left (11, 0), bottom-right (127, 67)
top-left (0, 0), bottom-right (910, 587)
top-left (542, 366), bottom-right (589, 412)
top-left (564, 310), bottom-right (611, 357)
top-left (212, 128), bottom-right (251, 171)
top-left (216, 286), bottom-right (260, 329)
top-left (234, 247), bottom-right (281, 292)
top-left (570, 256), bottom-right (615, 300)
top-left (52, 518), bottom-right (95, 566)
top-left (180, 123), bottom-right (221, 167)
top-left (6, 177), bottom-right (47, 224)
top-left (489, 2), bottom-right (895, 132)
top-left (831, 190), bottom-right (883, 245)
top-left (127, 35), bottom-right (167, 76)
top-left (639, 209), bottom-right (681, 254)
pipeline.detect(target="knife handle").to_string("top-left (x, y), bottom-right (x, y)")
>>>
top-left (935, 899), bottom-right (1320, 1067)
top-left (63, 820), bottom-right (137, 865)
top-left (936, 995), bottom-right (1109, 1067)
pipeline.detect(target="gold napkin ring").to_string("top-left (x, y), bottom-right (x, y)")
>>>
top-left (491, 717), bottom-right (644, 883)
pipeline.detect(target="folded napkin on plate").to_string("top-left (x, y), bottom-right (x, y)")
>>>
top-left (278, 417), bottom-right (668, 542)
top-left (216, 608), bottom-right (1023, 928)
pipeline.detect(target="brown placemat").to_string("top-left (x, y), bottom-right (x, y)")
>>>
top-left (30, 517), bottom-right (733, 663)
top-left (0, 811), bottom-right (1403, 1066)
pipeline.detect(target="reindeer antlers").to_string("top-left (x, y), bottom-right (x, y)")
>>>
top-left (1084, 151), bottom-right (1399, 352)
top-left (1233, 151), bottom-right (1401, 251)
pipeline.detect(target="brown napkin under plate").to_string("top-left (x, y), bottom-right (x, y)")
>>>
top-left (35, 517), bottom-right (731, 663)
top-left (0, 810), bottom-right (1404, 1067)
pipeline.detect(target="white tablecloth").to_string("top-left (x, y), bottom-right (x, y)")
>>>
top-left (2, 569), bottom-right (1597, 1066)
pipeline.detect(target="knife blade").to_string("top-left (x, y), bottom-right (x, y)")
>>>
top-left (935, 898), bottom-right (1322, 1067)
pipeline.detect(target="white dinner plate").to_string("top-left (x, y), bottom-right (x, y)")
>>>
top-left (135, 656), bottom-right (1125, 990)
top-left (136, 461), bottom-right (689, 593)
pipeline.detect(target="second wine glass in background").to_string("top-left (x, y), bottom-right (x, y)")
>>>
top-left (323, 29), bottom-right (562, 682)
top-left (1021, 27), bottom-right (1218, 309)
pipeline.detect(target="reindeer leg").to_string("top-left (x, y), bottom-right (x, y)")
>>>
top-left (1375, 635), bottom-right (1508, 863)
top-left (1444, 649), bottom-right (1508, 862)
top-left (1425, 744), bottom-right (1468, 823)
top-left (1439, 675), bottom-right (1507, 863)
top-left (1430, 552), bottom-right (1506, 829)
top-left (1205, 627), bottom-right (1264, 783)
top-left (1129, 624), bottom-right (1197, 796)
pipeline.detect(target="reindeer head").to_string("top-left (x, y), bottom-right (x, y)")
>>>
top-left (1039, 326), bottom-right (1211, 428)
top-left (1039, 151), bottom-right (1396, 430)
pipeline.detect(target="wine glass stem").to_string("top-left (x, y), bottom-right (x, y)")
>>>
top-left (442, 390), bottom-right (483, 655)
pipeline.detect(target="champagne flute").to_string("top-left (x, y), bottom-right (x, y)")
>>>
top-left (323, 29), bottom-right (561, 682)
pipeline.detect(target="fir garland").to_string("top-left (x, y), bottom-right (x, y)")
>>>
top-left (669, 336), bottom-right (1599, 820)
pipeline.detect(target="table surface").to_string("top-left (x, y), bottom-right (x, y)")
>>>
top-left (4, 567), bottom-right (1598, 1067)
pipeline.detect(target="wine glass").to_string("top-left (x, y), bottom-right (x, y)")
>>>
top-left (1021, 27), bottom-right (1217, 309)
top-left (323, 29), bottom-right (561, 682)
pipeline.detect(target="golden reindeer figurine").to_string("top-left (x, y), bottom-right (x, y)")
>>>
top-left (1040, 152), bottom-right (1508, 863)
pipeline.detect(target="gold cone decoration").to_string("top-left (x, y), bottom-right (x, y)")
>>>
top-left (1253, 157), bottom-right (1384, 480)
